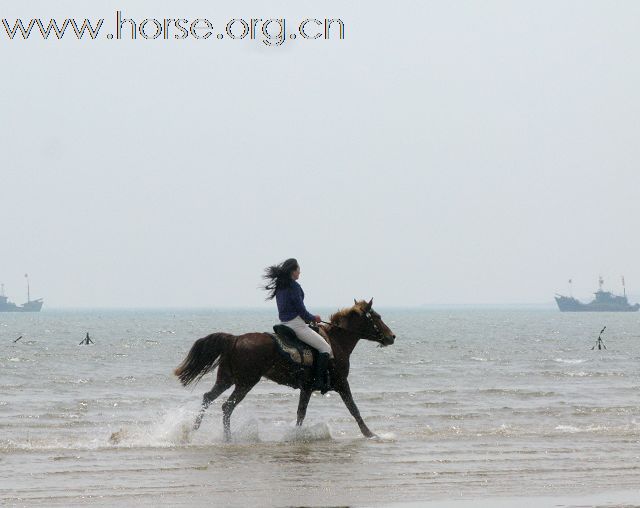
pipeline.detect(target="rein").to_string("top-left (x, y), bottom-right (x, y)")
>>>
top-left (319, 319), bottom-right (383, 342)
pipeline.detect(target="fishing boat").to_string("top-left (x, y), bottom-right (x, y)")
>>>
top-left (0, 275), bottom-right (44, 312)
top-left (555, 276), bottom-right (639, 312)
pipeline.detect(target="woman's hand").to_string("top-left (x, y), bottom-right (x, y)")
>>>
top-left (313, 315), bottom-right (322, 323)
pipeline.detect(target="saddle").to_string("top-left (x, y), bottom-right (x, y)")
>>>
top-left (270, 324), bottom-right (333, 392)
top-left (270, 324), bottom-right (316, 367)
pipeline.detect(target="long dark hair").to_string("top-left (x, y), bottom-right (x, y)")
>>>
top-left (263, 258), bottom-right (299, 300)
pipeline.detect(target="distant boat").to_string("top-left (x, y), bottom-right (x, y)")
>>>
top-left (0, 276), bottom-right (44, 313)
top-left (555, 276), bottom-right (639, 312)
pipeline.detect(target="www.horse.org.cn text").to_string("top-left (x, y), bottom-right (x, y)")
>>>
top-left (2, 11), bottom-right (346, 46)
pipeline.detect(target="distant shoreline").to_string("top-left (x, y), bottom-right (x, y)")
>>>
top-left (10, 304), bottom-right (559, 312)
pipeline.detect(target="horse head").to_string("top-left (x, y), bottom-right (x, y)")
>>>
top-left (331, 298), bottom-right (396, 346)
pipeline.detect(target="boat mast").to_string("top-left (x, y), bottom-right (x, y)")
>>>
top-left (622, 276), bottom-right (626, 297)
top-left (598, 275), bottom-right (604, 292)
top-left (25, 273), bottom-right (30, 303)
top-left (568, 278), bottom-right (573, 297)
top-left (0, 283), bottom-right (4, 297)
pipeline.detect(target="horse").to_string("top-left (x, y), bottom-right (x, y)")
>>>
top-left (174, 299), bottom-right (396, 440)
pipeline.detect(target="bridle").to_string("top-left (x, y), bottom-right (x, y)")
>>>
top-left (319, 310), bottom-right (385, 343)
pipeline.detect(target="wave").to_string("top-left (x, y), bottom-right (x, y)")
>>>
top-left (540, 370), bottom-right (626, 378)
top-left (572, 405), bottom-right (638, 416)
top-left (476, 388), bottom-right (556, 398)
top-left (554, 424), bottom-right (608, 434)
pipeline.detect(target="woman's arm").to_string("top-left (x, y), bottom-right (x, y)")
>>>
top-left (291, 284), bottom-right (316, 323)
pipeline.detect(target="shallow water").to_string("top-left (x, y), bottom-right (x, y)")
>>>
top-left (1, 308), bottom-right (640, 506)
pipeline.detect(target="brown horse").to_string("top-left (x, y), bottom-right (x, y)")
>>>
top-left (174, 299), bottom-right (395, 440)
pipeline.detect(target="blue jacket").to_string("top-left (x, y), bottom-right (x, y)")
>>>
top-left (276, 281), bottom-right (315, 323)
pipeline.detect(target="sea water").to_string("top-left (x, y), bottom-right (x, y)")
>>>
top-left (1, 308), bottom-right (639, 506)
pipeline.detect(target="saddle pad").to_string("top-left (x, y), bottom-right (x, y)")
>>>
top-left (271, 325), bottom-right (315, 367)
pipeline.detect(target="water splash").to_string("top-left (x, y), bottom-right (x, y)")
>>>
top-left (373, 431), bottom-right (396, 441)
top-left (109, 407), bottom-right (195, 447)
top-left (281, 422), bottom-right (332, 442)
top-left (230, 419), bottom-right (262, 443)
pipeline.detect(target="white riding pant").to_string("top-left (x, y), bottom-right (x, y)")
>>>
top-left (280, 316), bottom-right (333, 358)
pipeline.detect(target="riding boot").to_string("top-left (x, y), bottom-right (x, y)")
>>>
top-left (314, 352), bottom-right (331, 394)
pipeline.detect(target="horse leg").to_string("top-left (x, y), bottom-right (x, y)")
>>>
top-left (337, 381), bottom-right (376, 438)
top-left (194, 381), bottom-right (232, 430)
top-left (221, 383), bottom-right (256, 441)
top-left (296, 388), bottom-right (312, 426)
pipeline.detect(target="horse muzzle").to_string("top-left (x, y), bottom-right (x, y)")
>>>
top-left (380, 335), bottom-right (395, 346)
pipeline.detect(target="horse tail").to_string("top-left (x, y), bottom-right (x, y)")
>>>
top-left (174, 333), bottom-right (235, 387)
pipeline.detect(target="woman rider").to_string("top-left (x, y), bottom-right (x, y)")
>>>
top-left (263, 258), bottom-right (333, 392)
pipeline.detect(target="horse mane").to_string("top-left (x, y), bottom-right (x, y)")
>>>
top-left (329, 300), bottom-right (368, 324)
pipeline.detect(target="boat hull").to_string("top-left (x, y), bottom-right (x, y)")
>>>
top-left (0, 298), bottom-right (44, 312)
top-left (555, 296), bottom-right (640, 312)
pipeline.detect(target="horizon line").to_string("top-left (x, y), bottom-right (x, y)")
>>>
top-left (28, 302), bottom-right (558, 311)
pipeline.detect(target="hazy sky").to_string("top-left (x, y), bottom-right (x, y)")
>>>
top-left (2, 1), bottom-right (639, 308)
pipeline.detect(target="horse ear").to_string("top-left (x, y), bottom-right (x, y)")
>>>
top-left (367, 298), bottom-right (373, 309)
top-left (354, 298), bottom-right (358, 305)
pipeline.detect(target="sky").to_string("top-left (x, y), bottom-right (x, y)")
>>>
top-left (1, 1), bottom-right (639, 308)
